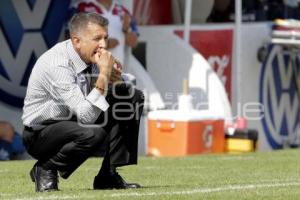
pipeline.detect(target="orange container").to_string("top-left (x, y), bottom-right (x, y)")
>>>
top-left (148, 110), bottom-right (225, 156)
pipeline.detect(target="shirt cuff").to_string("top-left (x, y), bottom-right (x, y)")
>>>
top-left (86, 88), bottom-right (109, 111)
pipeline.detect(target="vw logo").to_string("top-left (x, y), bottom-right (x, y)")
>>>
top-left (0, 0), bottom-right (70, 108)
top-left (259, 44), bottom-right (300, 149)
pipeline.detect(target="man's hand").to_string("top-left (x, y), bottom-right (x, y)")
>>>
top-left (94, 49), bottom-right (114, 77)
top-left (110, 60), bottom-right (123, 83)
top-left (94, 49), bottom-right (115, 94)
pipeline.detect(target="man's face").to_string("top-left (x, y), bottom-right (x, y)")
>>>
top-left (73, 22), bottom-right (108, 64)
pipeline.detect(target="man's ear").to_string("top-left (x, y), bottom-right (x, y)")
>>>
top-left (72, 36), bottom-right (81, 49)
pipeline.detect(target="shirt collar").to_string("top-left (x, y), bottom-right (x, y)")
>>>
top-left (66, 39), bottom-right (89, 74)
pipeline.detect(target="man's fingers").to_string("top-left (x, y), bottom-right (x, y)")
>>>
top-left (109, 70), bottom-right (122, 82)
top-left (113, 59), bottom-right (123, 70)
top-left (95, 49), bottom-right (114, 70)
top-left (110, 72), bottom-right (121, 80)
top-left (112, 67), bottom-right (122, 75)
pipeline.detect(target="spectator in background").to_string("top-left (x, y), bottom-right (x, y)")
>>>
top-left (283, 0), bottom-right (300, 19)
top-left (206, 0), bottom-right (232, 22)
top-left (69, 0), bottom-right (139, 66)
top-left (266, 0), bottom-right (285, 20)
top-left (207, 0), bottom-right (292, 23)
top-left (0, 121), bottom-right (26, 160)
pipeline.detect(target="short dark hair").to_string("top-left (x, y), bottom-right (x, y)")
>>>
top-left (68, 12), bottom-right (109, 36)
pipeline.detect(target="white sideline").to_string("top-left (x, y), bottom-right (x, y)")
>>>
top-left (10, 181), bottom-right (300, 200)
top-left (108, 182), bottom-right (300, 198)
top-left (13, 196), bottom-right (80, 200)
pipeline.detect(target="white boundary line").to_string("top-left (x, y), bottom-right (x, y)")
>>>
top-left (13, 195), bottom-right (81, 200)
top-left (7, 181), bottom-right (300, 200)
top-left (108, 182), bottom-right (300, 198)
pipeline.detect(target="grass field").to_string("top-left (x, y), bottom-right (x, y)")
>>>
top-left (0, 149), bottom-right (300, 200)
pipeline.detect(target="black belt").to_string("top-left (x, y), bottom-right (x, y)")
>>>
top-left (24, 126), bottom-right (45, 131)
top-left (24, 126), bottom-right (35, 131)
top-left (24, 119), bottom-right (74, 132)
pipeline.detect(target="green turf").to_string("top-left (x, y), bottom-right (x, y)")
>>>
top-left (0, 149), bottom-right (300, 200)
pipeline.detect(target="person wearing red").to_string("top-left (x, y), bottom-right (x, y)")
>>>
top-left (70, 0), bottom-right (139, 66)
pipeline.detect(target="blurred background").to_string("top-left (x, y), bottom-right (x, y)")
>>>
top-left (0, 0), bottom-right (299, 159)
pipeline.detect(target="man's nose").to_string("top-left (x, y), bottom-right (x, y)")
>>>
top-left (98, 39), bottom-right (107, 49)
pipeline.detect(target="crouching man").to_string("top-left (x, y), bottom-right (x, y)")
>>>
top-left (22, 12), bottom-right (144, 192)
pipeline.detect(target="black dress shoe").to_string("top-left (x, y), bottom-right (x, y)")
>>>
top-left (93, 171), bottom-right (141, 190)
top-left (30, 163), bottom-right (59, 192)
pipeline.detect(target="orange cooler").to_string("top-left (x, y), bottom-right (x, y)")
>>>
top-left (148, 110), bottom-right (225, 156)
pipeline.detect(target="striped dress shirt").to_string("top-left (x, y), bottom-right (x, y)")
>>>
top-left (22, 39), bottom-right (109, 129)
